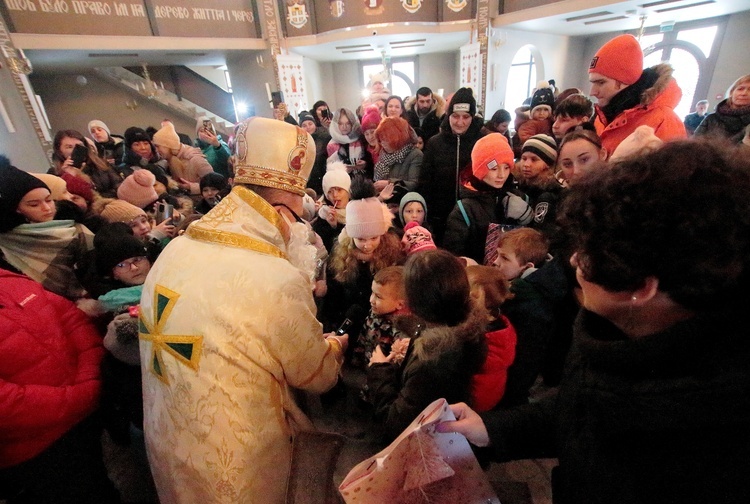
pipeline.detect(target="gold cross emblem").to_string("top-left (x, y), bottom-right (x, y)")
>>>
top-left (139, 285), bottom-right (203, 385)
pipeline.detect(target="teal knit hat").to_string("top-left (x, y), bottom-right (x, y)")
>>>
top-left (398, 191), bottom-right (427, 226)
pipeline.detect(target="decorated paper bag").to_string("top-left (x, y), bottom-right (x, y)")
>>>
top-left (338, 398), bottom-right (500, 504)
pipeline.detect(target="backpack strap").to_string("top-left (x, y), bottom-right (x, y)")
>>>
top-left (457, 200), bottom-right (470, 227)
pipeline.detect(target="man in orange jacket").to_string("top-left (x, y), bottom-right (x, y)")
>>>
top-left (588, 34), bottom-right (686, 157)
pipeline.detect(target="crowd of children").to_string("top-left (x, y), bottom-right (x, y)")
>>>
top-left (2, 69), bottom-right (721, 503)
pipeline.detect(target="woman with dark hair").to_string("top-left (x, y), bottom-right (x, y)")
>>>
top-left (51, 129), bottom-right (122, 198)
top-left (695, 74), bottom-right (750, 142)
top-left (384, 95), bottom-right (407, 119)
top-left (368, 249), bottom-right (487, 440)
top-left (439, 139), bottom-right (750, 503)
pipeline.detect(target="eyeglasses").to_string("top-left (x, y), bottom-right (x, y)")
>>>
top-left (114, 256), bottom-right (148, 270)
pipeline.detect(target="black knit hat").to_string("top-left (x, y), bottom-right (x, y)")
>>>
top-left (448, 87), bottom-right (476, 116)
top-left (123, 126), bottom-right (152, 149)
top-left (95, 228), bottom-right (149, 276)
top-left (199, 172), bottom-right (228, 192)
top-left (0, 155), bottom-right (50, 233)
top-left (530, 82), bottom-right (555, 111)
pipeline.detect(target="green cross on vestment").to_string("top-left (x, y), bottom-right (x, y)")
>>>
top-left (139, 285), bottom-right (203, 385)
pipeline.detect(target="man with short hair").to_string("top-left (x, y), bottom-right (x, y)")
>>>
top-left (404, 86), bottom-right (446, 140)
top-left (139, 117), bottom-right (348, 503)
top-left (419, 87), bottom-right (485, 245)
top-left (683, 99), bottom-right (709, 135)
top-left (588, 34), bottom-right (686, 157)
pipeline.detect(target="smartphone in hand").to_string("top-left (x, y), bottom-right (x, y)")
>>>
top-left (70, 144), bottom-right (88, 168)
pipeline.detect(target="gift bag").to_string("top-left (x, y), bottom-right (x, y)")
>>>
top-left (338, 399), bottom-right (500, 504)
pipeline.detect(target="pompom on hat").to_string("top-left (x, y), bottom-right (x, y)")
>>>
top-left (448, 87), bottom-right (476, 116)
top-left (522, 134), bottom-right (558, 167)
top-left (471, 133), bottom-right (515, 181)
top-left (151, 121), bottom-right (181, 151)
top-left (232, 116), bottom-right (315, 196)
top-left (401, 221), bottom-right (437, 255)
top-left (345, 197), bottom-right (392, 239)
top-left (117, 170), bottom-right (158, 208)
top-left (360, 105), bottom-right (382, 132)
top-left (610, 125), bottom-right (664, 162)
top-left (589, 34), bottom-right (644, 86)
top-left (322, 161), bottom-right (351, 197)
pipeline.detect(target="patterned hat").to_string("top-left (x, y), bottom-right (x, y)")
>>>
top-left (522, 134), bottom-right (558, 167)
top-left (589, 34), bottom-right (643, 86)
top-left (401, 221), bottom-right (437, 255)
top-left (233, 117), bottom-right (315, 196)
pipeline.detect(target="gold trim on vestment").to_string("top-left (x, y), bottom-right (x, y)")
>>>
top-left (232, 185), bottom-right (284, 230)
top-left (297, 338), bottom-right (342, 388)
top-left (186, 226), bottom-right (287, 259)
top-left (233, 167), bottom-right (307, 196)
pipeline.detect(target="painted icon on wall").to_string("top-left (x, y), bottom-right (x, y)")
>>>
top-left (329, 0), bottom-right (345, 18)
top-left (402, 0), bottom-right (422, 13)
top-left (287, 0), bottom-right (310, 29)
top-left (446, 0), bottom-right (467, 12)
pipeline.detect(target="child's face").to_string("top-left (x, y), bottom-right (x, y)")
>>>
top-left (495, 121), bottom-right (510, 135)
top-left (552, 115), bottom-right (585, 139)
top-left (533, 108), bottom-right (550, 120)
top-left (415, 136), bottom-right (424, 150)
top-left (370, 281), bottom-right (404, 316)
top-left (494, 245), bottom-right (529, 280)
top-left (482, 163), bottom-right (511, 189)
top-left (364, 128), bottom-right (378, 147)
top-left (520, 152), bottom-right (549, 181)
top-left (353, 235), bottom-right (381, 254)
top-left (128, 214), bottom-right (152, 239)
top-left (402, 201), bottom-right (425, 225)
top-left (112, 256), bottom-right (151, 286)
top-left (202, 186), bottom-right (220, 201)
top-left (327, 187), bottom-right (350, 208)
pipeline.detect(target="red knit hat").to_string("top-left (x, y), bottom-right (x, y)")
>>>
top-left (588, 34), bottom-right (643, 85)
top-left (360, 105), bottom-right (382, 132)
top-left (61, 172), bottom-right (94, 203)
top-left (471, 133), bottom-right (514, 181)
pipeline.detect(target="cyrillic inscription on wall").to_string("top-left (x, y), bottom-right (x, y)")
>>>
top-left (2, 0), bottom-right (259, 38)
top-left (151, 0), bottom-right (258, 38)
top-left (3, 0), bottom-right (153, 35)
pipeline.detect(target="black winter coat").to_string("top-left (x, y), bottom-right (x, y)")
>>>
top-left (482, 309), bottom-right (750, 504)
top-left (694, 99), bottom-right (750, 142)
top-left (418, 116), bottom-right (485, 245)
top-left (368, 311), bottom-right (487, 440)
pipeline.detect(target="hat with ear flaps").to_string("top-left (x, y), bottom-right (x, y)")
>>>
top-left (232, 117), bottom-right (315, 196)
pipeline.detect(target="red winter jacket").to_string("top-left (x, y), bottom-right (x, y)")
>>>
top-left (0, 269), bottom-right (104, 468)
top-left (471, 315), bottom-right (517, 412)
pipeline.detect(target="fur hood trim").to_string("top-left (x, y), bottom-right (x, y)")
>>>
top-left (641, 63), bottom-right (681, 108)
top-left (405, 93), bottom-right (447, 118)
top-left (400, 308), bottom-right (487, 363)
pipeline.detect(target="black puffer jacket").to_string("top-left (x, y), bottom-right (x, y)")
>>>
top-left (368, 310), bottom-right (487, 440)
top-left (694, 98), bottom-right (750, 142)
top-left (418, 116), bottom-right (485, 245)
top-left (482, 309), bottom-right (750, 504)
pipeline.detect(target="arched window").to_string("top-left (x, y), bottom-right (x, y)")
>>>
top-left (504, 45), bottom-right (537, 110)
top-left (638, 18), bottom-right (723, 118)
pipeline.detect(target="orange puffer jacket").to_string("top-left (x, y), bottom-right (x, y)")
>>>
top-left (594, 63), bottom-right (687, 158)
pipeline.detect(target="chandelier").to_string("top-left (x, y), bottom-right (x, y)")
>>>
top-left (138, 63), bottom-right (165, 99)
